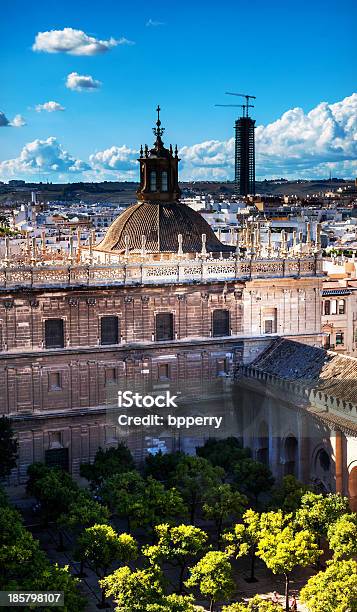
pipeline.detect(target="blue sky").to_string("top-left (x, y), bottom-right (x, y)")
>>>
top-left (0, 0), bottom-right (356, 182)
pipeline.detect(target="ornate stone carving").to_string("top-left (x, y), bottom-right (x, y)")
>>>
top-left (201, 292), bottom-right (209, 301)
top-left (3, 299), bottom-right (14, 309)
top-left (29, 298), bottom-right (39, 308)
top-left (68, 297), bottom-right (79, 306)
top-left (141, 296), bottom-right (150, 304)
top-left (87, 297), bottom-right (96, 306)
top-left (124, 296), bottom-right (133, 303)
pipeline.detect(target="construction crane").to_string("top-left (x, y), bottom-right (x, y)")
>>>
top-left (225, 92), bottom-right (256, 117)
top-left (215, 103), bottom-right (254, 118)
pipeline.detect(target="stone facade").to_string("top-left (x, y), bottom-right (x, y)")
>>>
top-left (0, 265), bottom-right (324, 483)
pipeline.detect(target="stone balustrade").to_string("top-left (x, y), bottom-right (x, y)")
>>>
top-left (0, 255), bottom-right (323, 290)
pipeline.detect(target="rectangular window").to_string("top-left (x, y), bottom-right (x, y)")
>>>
top-left (216, 358), bottom-right (228, 375)
top-left (156, 313), bottom-right (174, 341)
top-left (212, 309), bottom-right (230, 337)
top-left (158, 364), bottom-right (170, 380)
top-left (324, 301), bottom-right (330, 315)
top-left (105, 368), bottom-right (117, 386)
top-left (264, 319), bottom-right (273, 334)
top-left (338, 299), bottom-right (345, 315)
top-left (331, 300), bottom-right (337, 315)
top-left (150, 171), bottom-right (157, 192)
top-left (49, 372), bottom-right (61, 390)
top-left (336, 332), bottom-right (344, 345)
top-left (100, 316), bottom-right (119, 345)
top-left (161, 171), bottom-right (168, 192)
top-left (45, 319), bottom-right (64, 349)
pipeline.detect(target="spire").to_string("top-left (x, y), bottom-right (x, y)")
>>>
top-left (153, 105), bottom-right (165, 147)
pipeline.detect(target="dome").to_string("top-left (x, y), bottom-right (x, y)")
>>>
top-left (94, 200), bottom-right (233, 255)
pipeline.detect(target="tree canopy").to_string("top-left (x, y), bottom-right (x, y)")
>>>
top-left (300, 559), bottom-right (357, 612)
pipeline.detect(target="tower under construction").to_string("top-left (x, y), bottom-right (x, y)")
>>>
top-left (235, 112), bottom-right (255, 196)
top-left (215, 92), bottom-right (256, 196)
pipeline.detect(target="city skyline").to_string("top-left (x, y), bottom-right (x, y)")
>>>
top-left (0, 0), bottom-right (356, 183)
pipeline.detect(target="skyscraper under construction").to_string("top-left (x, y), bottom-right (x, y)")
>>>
top-left (235, 112), bottom-right (256, 196)
top-left (216, 93), bottom-right (256, 196)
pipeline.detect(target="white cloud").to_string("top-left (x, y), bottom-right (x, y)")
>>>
top-left (32, 27), bottom-right (133, 56)
top-left (179, 94), bottom-right (357, 180)
top-left (35, 101), bottom-right (65, 112)
top-left (89, 145), bottom-right (138, 179)
top-left (66, 72), bottom-right (101, 91)
top-left (146, 19), bottom-right (165, 27)
top-left (0, 111), bottom-right (26, 127)
top-left (0, 137), bottom-right (89, 178)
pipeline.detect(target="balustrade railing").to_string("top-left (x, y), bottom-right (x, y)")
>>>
top-left (0, 255), bottom-right (323, 289)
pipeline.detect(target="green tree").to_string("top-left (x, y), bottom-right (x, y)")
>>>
top-left (328, 513), bottom-right (357, 560)
top-left (76, 524), bottom-right (137, 608)
top-left (0, 416), bottom-right (18, 479)
top-left (233, 458), bottom-right (274, 507)
top-left (144, 451), bottom-right (185, 482)
top-left (101, 565), bottom-right (164, 612)
top-left (269, 475), bottom-right (310, 512)
top-left (141, 476), bottom-right (187, 531)
top-left (203, 483), bottom-right (247, 540)
top-left (58, 491), bottom-right (110, 575)
top-left (27, 465), bottom-right (78, 546)
top-left (196, 437), bottom-right (251, 475)
top-left (224, 509), bottom-right (261, 582)
top-left (102, 472), bottom-right (185, 532)
top-left (146, 594), bottom-right (197, 612)
top-left (295, 492), bottom-right (350, 549)
top-left (172, 456), bottom-right (224, 523)
top-left (32, 563), bottom-right (85, 612)
top-left (257, 510), bottom-right (321, 612)
top-left (101, 470), bottom-right (145, 529)
top-left (185, 551), bottom-right (234, 612)
top-left (300, 559), bottom-right (357, 612)
top-left (222, 596), bottom-right (282, 611)
top-left (80, 443), bottom-right (135, 489)
top-left (143, 523), bottom-right (208, 592)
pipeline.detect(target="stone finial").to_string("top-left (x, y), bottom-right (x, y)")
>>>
top-left (201, 233), bottom-right (207, 257)
top-left (124, 235), bottom-right (130, 257)
top-left (31, 237), bottom-right (36, 265)
top-left (293, 230), bottom-right (297, 249)
top-left (306, 222), bottom-right (311, 248)
top-left (280, 230), bottom-right (287, 256)
top-left (177, 233), bottom-right (183, 257)
top-left (69, 233), bottom-right (74, 264)
top-left (141, 235), bottom-right (147, 257)
top-left (299, 230), bottom-right (303, 253)
top-left (41, 229), bottom-right (46, 255)
top-left (230, 227), bottom-right (235, 246)
top-left (88, 232), bottom-right (93, 264)
top-left (76, 228), bottom-right (81, 263)
top-left (267, 227), bottom-right (273, 256)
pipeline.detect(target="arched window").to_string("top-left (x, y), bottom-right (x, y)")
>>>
top-left (150, 171), bottom-right (157, 192)
top-left (161, 171), bottom-right (168, 192)
top-left (284, 435), bottom-right (298, 476)
top-left (212, 309), bottom-right (230, 337)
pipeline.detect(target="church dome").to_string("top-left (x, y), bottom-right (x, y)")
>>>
top-left (95, 200), bottom-right (233, 254)
top-left (94, 107), bottom-right (234, 257)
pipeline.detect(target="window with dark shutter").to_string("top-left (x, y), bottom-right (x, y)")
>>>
top-left (212, 309), bottom-right (230, 337)
top-left (156, 313), bottom-right (174, 341)
top-left (101, 316), bottom-right (119, 345)
top-left (45, 319), bottom-right (64, 348)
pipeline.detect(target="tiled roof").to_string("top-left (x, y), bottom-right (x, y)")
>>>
top-left (94, 201), bottom-right (233, 254)
top-left (252, 338), bottom-right (357, 405)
